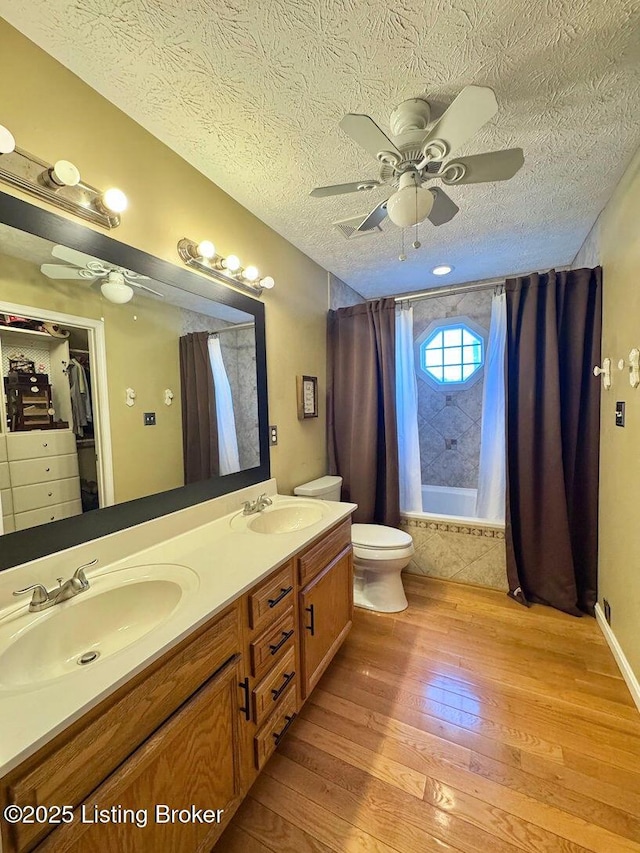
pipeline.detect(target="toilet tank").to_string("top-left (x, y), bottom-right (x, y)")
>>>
top-left (294, 475), bottom-right (342, 501)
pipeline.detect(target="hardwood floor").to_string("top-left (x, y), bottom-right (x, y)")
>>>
top-left (216, 576), bottom-right (640, 853)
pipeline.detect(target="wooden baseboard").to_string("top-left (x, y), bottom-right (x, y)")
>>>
top-left (595, 603), bottom-right (640, 713)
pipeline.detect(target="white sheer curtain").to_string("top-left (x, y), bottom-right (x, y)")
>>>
top-left (207, 336), bottom-right (240, 475)
top-left (395, 304), bottom-right (422, 512)
top-left (476, 289), bottom-right (506, 520)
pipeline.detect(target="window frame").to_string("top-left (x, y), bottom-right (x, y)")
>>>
top-left (415, 315), bottom-right (487, 391)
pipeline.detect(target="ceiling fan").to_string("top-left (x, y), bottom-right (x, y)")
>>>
top-left (40, 245), bottom-right (163, 304)
top-left (311, 85), bottom-right (524, 235)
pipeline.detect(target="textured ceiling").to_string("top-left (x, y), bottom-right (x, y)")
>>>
top-left (2, 0), bottom-right (640, 297)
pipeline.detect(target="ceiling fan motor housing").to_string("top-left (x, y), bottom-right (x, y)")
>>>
top-left (389, 98), bottom-right (431, 136)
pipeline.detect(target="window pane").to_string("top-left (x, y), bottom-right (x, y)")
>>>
top-left (462, 344), bottom-right (482, 364)
top-left (462, 364), bottom-right (477, 379)
top-left (425, 332), bottom-right (443, 349)
top-left (427, 366), bottom-right (444, 382)
top-left (443, 365), bottom-right (462, 382)
top-left (424, 349), bottom-right (443, 367)
top-left (462, 329), bottom-right (477, 346)
top-left (443, 347), bottom-right (462, 366)
top-left (443, 327), bottom-right (462, 347)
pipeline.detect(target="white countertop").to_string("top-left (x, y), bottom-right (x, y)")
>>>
top-left (0, 494), bottom-right (355, 777)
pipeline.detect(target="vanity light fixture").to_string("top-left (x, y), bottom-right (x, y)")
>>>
top-left (177, 237), bottom-right (275, 297)
top-left (0, 124), bottom-right (126, 229)
top-left (432, 264), bottom-right (453, 276)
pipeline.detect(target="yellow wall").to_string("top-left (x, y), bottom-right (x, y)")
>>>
top-left (0, 20), bottom-right (328, 495)
top-left (0, 254), bottom-right (184, 502)
top-left (597, 144), bottom-right (640, 682)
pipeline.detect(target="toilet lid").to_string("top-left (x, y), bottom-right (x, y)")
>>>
top-left (351, 524), bottom-right (413, 550)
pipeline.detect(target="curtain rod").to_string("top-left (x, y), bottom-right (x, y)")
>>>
top-left (393, 278), bottom-right (505, 303)
top-left (209, 322), bottom-right (255, 335)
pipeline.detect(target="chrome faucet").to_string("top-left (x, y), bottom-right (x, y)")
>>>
top-left (13, 559), bottom-right (97, 612)
top-left (242, 493), bottom-right (273, 515)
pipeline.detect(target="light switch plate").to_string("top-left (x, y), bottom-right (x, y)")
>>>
top-left (144, 412), bottom-right (156, 426)
top-left (615, 401), bottom-right (625, 427)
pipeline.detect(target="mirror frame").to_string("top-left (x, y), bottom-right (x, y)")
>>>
top-left (0, 191), bottom-right (270, 570)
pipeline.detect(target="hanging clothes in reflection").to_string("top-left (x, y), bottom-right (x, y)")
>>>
top-left (68, 355), bottom-right (93, 437)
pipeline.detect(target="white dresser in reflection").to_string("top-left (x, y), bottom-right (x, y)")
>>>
top-left (1, 430), bottom-right (81, 532)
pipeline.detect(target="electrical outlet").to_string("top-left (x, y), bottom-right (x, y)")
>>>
top-left (144, 412), bottom-right (156, 426)
top-left (269, 425), bottom-right (278, 446)
top-left (603, 598), bottom-right (611, 625)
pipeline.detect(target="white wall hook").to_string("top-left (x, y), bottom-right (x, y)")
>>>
top-left (125, 387), bottom-right (136, 407)
top-left (629, 348), bottom-right (640, 388)
top-left (164, 389), bottom-right (174, 406)
top-left (593, 357), bottom-right (611, 390)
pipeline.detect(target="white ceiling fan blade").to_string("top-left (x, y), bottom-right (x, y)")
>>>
top-left (51, 244), bottom-right (107, 269)
top-left (339, 114), bottom-right (402, 163)
top-left (427, 188), bottom-right (459, 226)
top-left (356, 199), bottom-right (389, 231)
top-left (40, 264), bottom-right (92, 280)
top-left (440, 148), bottom-right (524, 185)
top-left (420, 86), bottom-right (498, 160)
top-left (310, 180), bottom-right (382, 198)
top-left (129, 281), bottom-right (164, 297)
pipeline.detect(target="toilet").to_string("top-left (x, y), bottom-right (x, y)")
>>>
top-left (293, 476), bottom-right (414, 613)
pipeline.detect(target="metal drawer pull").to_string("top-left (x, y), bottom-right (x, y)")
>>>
top-left (305, 604), bottom-right (315, 636)
top-left (271, 671), bottom-right (295, 701)
top-left (273, 712), bottom-right (297, 746)
top-left (269, 629), bottom-right (294, 655)
top-left (238, 677), bottom-right (251, 721)
top-left (267, 585), bottom-right (293, 608)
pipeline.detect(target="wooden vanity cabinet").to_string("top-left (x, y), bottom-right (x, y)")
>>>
top-left (0, 515), bottom-right (354, 853)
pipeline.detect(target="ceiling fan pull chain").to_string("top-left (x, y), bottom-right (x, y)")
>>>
top-left (399, 228), bottom-right (406, 262)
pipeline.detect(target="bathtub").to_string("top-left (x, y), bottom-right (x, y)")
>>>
top-left (401, 484), bottom-right (505, 529)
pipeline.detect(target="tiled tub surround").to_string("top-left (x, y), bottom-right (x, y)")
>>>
top-left (400, 514), bottom-right (507, 591)
top-left (413, 288), bottom-right (493, 490)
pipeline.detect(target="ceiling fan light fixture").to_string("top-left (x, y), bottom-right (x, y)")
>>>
top-left (387, 182), bottom-right (434, 228)
top-left (432, 264), bottom-right (453, 276)
top-left (101, 271), bottom-right (134, 304)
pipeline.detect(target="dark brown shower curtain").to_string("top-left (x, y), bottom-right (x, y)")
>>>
top-left (327, 299), bottom-right (399, 526)
top-left (505, 268), bottom-right (602, 616)
top-left (179, 332), bottom-right (219, 484)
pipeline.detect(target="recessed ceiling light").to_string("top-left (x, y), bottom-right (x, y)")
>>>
top-left (432, 264), bottom-right (453, 276)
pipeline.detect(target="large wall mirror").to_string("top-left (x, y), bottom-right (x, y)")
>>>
top-left (0, 192), bottom-right (269, 570)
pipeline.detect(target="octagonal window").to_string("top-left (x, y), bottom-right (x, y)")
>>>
top-left (420, 322), bottom-right (484, 385)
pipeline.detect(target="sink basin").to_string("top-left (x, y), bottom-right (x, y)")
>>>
top-left (230, 499), bottom-right (327, 534)
top-left (0, 564), bottom-right (198, 690)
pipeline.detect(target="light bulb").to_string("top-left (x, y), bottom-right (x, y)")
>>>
top-left (387, 184), bottom-right (434, 228)
top-left (49, 160), bottom-right (81, 187)
top-left (224, 254), bottom-right (241, 272)
top-left (259, 276), bottom-right (275, 290)
top-left (101, 187), bottom-right (128, 214)
top-left (0, 125), bottom-right (15, 154)
top-left (101, 271), bottom-right (134, 304)
top-left (432, 264), bottom-right (453, 276)
top-left (243, 265), bottom-right (259, 282)
top-left (196, 240), bottom-right (216, 260)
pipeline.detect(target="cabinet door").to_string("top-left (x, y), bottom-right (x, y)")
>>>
top-left (299, 546), bottom-right (353, 698)
top-left (35, 656), bottom-right (244, 853)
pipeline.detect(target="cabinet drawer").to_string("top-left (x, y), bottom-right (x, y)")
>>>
top-left (250, 608), bottom-right (295, 681)
top-left (297, 518), bottom-right (351, 586)
top-left (0, 461), bottom-right (10, 490)
top-left (3, 604), bottom-right (240, 853)
top-left (12, 477), bottom-right (80, 514)
top-left (6, 429), bottom-right (76, 461)
top-left (9, 453), bottom-right (79, 487)
top-left (14, 499), bottom-right (82, 530)
top-left (252, 646), bottom-right (296, 727)
top-left (254, 689), bottom-right (297, 770)
top-left (248, 561), bottom-right (294, 633)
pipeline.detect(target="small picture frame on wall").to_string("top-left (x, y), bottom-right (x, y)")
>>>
top-left (296, 375), bottom-right (318, 419)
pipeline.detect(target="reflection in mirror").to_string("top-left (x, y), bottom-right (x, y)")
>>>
top-left (0, 221), bottom-right (259, 537)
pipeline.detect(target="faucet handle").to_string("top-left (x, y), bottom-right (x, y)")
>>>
top-left (13, 584), bottom-right (49, 606)
top-left (73, 558), bottom-right (97, 588)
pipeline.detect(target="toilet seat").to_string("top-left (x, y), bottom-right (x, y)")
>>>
top-left (351, 524), bottom-right (414, 561)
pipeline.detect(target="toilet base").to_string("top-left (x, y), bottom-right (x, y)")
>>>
top-left (353, 559), bottom-right (409, 613)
